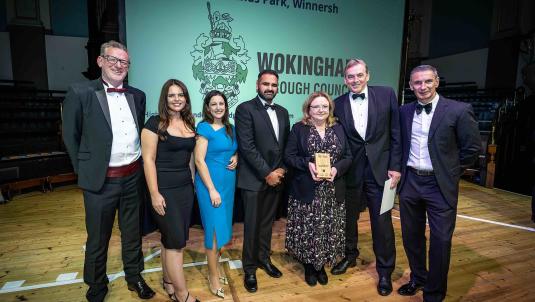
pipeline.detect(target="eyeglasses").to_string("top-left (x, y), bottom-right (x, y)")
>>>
top-left (309, 105), bottom-right (329, 110)
top-left (101, 55), bottom-right (130, 67)
top-left (168, 93), bottom-right (186, 98)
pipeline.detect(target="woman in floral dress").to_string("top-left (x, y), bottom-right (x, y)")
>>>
top-left (284, 91), bottom-right (353, 286)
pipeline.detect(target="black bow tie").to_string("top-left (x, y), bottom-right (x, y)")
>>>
top-left (416, 103), bottom-right (432, 115)
top-left (107, 87), bottom-right (127, 93)
top-left (264, 103), bottom-right (276, 110)
top-left (352, 93), bottom-right (365, 100)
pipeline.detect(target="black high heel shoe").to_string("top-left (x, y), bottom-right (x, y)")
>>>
top-left (163, 279), bottom-right (176, 301)
top-left (174, 292), bottom-right (200, 302)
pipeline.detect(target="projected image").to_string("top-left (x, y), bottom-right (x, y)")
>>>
top-left (126, 0), bottom-right (405, 124)
top-left (191, 2), bottom-right (251, 108)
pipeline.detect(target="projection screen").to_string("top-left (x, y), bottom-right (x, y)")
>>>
top-left (125, 0), bottom-right (405, 124)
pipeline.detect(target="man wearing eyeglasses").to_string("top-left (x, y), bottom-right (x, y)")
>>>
top-left (62, 40), bottom-right (155, 302)
top-left (332, 59), bottom-right (401, 296)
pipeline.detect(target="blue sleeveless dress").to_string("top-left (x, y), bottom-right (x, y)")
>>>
top-left (195, 121), bottom-right (238, 249)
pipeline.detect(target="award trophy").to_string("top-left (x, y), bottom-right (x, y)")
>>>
top-left (315, 153), bottom-right (331, 178)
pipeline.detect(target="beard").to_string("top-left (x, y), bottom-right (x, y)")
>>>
top-left (258, 89), bottom-right (276, 102)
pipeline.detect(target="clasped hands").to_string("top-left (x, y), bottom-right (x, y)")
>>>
top-left (308, 162), bottom-right (337, 182)
top-left (265, 168), bottom-right (285, 186)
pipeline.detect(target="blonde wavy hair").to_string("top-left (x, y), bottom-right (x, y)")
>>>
top-left (301, 91), bottom-right (337, 127)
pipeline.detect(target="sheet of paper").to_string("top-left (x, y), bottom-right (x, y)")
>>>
top-left (380, 178), bottom-right (396, 215)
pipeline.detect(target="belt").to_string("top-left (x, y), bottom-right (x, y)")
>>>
top-left (408, 166), bottom-right (434, 176)
top-left (106, 160), bottom-right (140, 178)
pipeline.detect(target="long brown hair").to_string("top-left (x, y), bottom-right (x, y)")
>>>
top-left (301, 91), bottom-right (337, 127)
top-left (157, 79), bottom-right (195, 140)
top-left (202, 90), bottom-right (233, 140)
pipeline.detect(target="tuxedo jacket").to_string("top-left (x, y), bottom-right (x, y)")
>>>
top-left (399, 96), bottom-right (481, 207)
top-left (235, 96), bottom-right (290, 191)
top-left (333, 86), bottom-right (402, 187)
top-left (284, 122), bottom-right (352, 203)
top-left (62, 79), bottom-right (146, 192)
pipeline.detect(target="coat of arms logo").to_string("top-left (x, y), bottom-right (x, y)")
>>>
top-left (191, 2), bottom-right (251, 108)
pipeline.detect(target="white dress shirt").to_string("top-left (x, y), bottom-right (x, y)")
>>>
top-left (407, 93), bottom-right (440, 171)
top-left (349, 86), bottom-right (369, 139)
top-left (259, 96), bottom-right (279, 141)
top-left (105, 84), bottom-right (141, 167)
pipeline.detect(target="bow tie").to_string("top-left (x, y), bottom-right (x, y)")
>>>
top-left (264, 103), bottom-right (276, 110)
top-left (352, 93), bottom-right (365, 100)
top-left (106, 87), bottom-right (127, 93)
top-left (415, 103), bottom-right (432, 115)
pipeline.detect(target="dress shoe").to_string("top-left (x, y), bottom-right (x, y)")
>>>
top-left (208, 274), bottom-right (225, 298)
top-left (377, 276), bottom-right (393, 296)
top-left (219, 276), bottom-right (229, 285)
top-left (397, 281), bottom-right (424, 296)
top-left (304, 264), bottom-right (317, 287)
top-left (244, 273), bottom-right (258, 293)
top-left (258, 260), bottom-right (282, 278)
top-left (86, 285), bottom-right (108, 302)
top-left (316, 266), bottom-right (328, 285)
top-left (127, 279), bottom-right (156, 299)
top-left (331, 257), bottom-right (357, 275)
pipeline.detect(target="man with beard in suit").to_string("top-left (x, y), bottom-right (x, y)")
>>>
top-left (332, 59), bottom-right (401, 296)
top-left (63, 40), bottom-right (155, 302)
top-left (397, 65), bottom-right (480, 302)
top-left (235, 69), bottom-right (290, 293)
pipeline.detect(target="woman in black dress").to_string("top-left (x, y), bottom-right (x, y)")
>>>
top-left (141, 79), bottom-right (199, 302)
top-left (284, 91), bottom-right (352, 286)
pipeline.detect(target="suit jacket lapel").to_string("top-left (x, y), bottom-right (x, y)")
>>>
top-left (366, 87), bottom-right (377, 141)
top-left (94, 80), bottom-right (112, 129)
top-left (255, 98), bottom-right (278, 143)
top-left (428, 97), bottom-right (448, 140)
top-left (343, 94), bottom-right (361, 139)
top-left (406, 102), bottom-right (416, 147)
top-left (125, 92), bottom-right (139, 131)
top-left (275, 106), bottom-right (285, 146)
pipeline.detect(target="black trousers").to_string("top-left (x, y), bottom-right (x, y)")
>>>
top-left (241, 187), bottom-right (281, 274)
top-left (344, 160), bottom-right (396, 277)
top-left (344, 184), bottom-right (362, 259)
top-left (82, 170), bottom-right (144, 287)
top-left (362, 162), bottom-right (396, 277)
top-left (399, 170), bottom-right (457, 302)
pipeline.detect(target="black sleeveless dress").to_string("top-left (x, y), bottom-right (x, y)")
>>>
top-left (144, 116), bottom-right (195, 249)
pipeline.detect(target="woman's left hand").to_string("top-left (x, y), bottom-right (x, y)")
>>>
top-left (227, 154), bottom-right (238, 170)
top-left (328, 167), bottom-right (338, 182)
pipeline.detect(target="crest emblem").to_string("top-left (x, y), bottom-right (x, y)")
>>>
top-left (191, 2), bottom-right (251, 108)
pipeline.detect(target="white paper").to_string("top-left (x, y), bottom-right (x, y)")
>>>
top-left (380, 178), bottom-right (396, 215)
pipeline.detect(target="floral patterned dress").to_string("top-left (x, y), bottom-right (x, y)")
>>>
top-left (285, 126), bottom-right (346, 270)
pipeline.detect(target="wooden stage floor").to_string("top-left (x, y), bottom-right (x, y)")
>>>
top-left (1, 181), bottom-right (534, 301)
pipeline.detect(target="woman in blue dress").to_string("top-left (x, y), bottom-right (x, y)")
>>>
top-left (194, 90), bottom-right (238, 299)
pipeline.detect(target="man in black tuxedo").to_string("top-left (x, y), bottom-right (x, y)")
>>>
top-left (397, 65), bottom-right (480, 302)
top-left (62, 41), bottom-right (154, 301)
top-left (235, 69), bottom-right (290, 293)
top-left (332, 59), bottom-right (401, 296)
